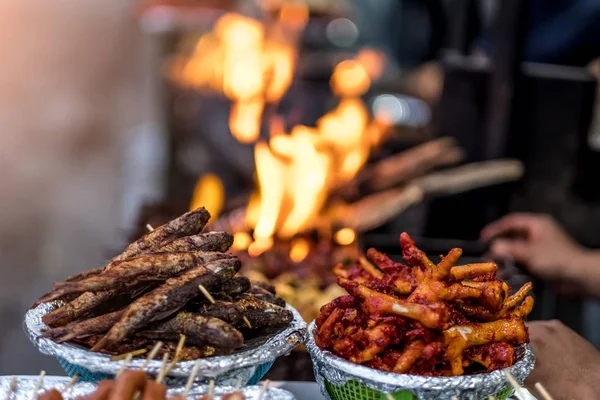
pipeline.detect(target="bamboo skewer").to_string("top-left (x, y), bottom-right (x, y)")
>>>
top-left (62, 374), bottom-right (79, 394)
top-left (258, 380), bottom-right (269, 400)
top-left (165, 335), bottom-right (186, 375)
top-left (198, 284), bottom-right (215, 304)
top-left (31, 371), bottom-right (45, 400)
top-left (111, 348), bottom-right (147, 361)
top-left (146, 224), bottom-right (155, 232)
top-left (183, 360), bottom-right (202, 398)
top-left (207, 380), bottom-right (215, 398)
top-left (7, 376), bottom-right (17, 400)
top-left (534, 383), bottom-right (555, 400)
top-left (141, 341), bottom-right (164, 370)
top-left (155, 352), bottom-right (170, 384)
top-left (116, 353), bottom-right (133, 377)
top-left (504, 371), bottom-right (527, 400)
top-left (385, 394), bottom-right (394, 400)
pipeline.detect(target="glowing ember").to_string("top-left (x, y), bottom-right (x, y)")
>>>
top-left (289, 238), bottom-right (310, 262)
top-left (334, 228), bottom-right (356, 246)
top-left (232, 232), bottom-right (253, 251)
top-left (330, 60), bottom-right (371, 97)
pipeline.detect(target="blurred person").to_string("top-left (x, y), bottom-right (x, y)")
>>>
top-left (482, 213), bottom-right (600, 397)
top-left (0, 1), bottom-right (159, 374)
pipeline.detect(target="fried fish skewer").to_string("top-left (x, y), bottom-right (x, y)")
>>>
top-left (92, 258), bottom-right (240, 351)
top-left (155, 232), bottom-right (233, 254)
top-left (42, 289), bottom-right (119, 327)
top-left (109, 207), bottom-right (211, 267)
top-left (54, 252), bottom-right (235, 295)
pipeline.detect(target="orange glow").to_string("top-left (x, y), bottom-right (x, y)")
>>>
top-left (356, 48), bottom-right (386, 80)
top-left (232, 232), bottom-right (253, 251)
top-left (330, 60), bottom-right (371, 97)
top-left (264, 42), bottom-right (296, 103)
top-left (229, 99), bottom-right (263, 143)
top-left (189, 173), bottom-right (225, 218)
top-left (289, 238), bottom-right (310, 262)
top-left (278, 2), bottom-right (309, 32)
top-left (334, 228), bottom-right (356, 245)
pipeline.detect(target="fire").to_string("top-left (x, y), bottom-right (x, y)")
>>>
top-left (175, 6), bottom-right (307, 144)
top-left (189, 173), bottom-right (225, 218)
top-left (182, 5), bottom-right (387, 256)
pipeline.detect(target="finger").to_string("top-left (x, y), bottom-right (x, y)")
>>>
top-left (39, 389), bottom-right (63, 400)
top-left (489, 239), bottom-right (532, 265)
top-left (86, 380), bottom-right (114, 400)
top-left (109, 370), bottom-right (147, 400)
top-left (141, 381), bottom-right (167, 400)
top-left (480, 213), bottom-right (541, 241)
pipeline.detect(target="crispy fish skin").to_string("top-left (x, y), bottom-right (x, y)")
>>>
top-left (32, 266), bottom-right (106, 308)
top-left (93, 258), bottom-right (241, 350)
top-left (195, 300), bottom-right (243, 325)
top-left (54, 252), bottom-right (235, 295)
top-left (236, 295), bottom-right (293, 329)
top-left (155, 232), bottom-right (233, 254)
top-left (42, 290), bottom-right (119, 327)
top-left (222, 276), bottom-right (251, 296)
top-left (108, 207), bottom-right (211, 266)
top-left (248, 286), bottom-right (286, 307)
top-left (41, 310), bottom-right (124, 342)
top-left (142, 312), bottom-right (243, 349)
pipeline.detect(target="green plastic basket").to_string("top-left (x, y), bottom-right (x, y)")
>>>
top-left (323, 379), bottom-right (514, 400)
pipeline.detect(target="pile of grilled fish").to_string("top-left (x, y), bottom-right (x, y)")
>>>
top-left (33, 207), bottom-right (293, 360)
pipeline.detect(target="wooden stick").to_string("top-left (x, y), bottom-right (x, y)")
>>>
top-left (385, 394), bottom-right (394, 400)
top-left (7, 376), bottom-right (17, 400)
top-left (207, 380), bottom-right (215, 397)
top-left (165, 335), bottom-right (187, 375)
top-left (155, 352), bottom-right (170, 383)
top-left (198, 284), bottom-right (216, 304)
top-left (183, 360), bottom-right (202, 398)
top-left (504, 371), bottom-right (527, 400)
top-left (146, 224), bottom-right (155, 232)
top-left (450, 396), bottom-right (459, 400)
top-left (141, 341), bottom-right (164, 370)
top-left (62, 374), bottom-right (79, 393)
top-left (488, 396), bottom-right (496, 400)
top-left (116, 353), bottom-right (133, 377)
top-left (235, 379), bottom-right (242, 391)
top-left (31, 371), bottom-right (45, 400)
top-left (534, 382), bottom-right (555, 400)
top-left (258, 380), bottom-right (269, 400)
top-left (111, 348), bottom-right (147, 361)
top-left (243, 316), bottom-right (252, 329)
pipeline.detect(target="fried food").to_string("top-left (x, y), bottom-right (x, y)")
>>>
top-left (92, 258), bottom-right (240, 351)
top-left (53, 252), bottom-right (235, 295)
top-left (35, 207), bottom-right (293, 362)
top-left (315, 232), bottom-right (533, 376)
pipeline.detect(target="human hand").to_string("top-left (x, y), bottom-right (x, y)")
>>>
top-left (526, 320), bottom-right (600, 400)
top-left (481, 213), bottom-right (584, 283)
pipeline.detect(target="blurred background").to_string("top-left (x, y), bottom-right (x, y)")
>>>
top-left (2, 0), bottom-right (600, 375)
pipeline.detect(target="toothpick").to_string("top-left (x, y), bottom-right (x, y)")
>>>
top-left (385, 394), bottom-right (394, 400)
top-left (155, 352), bottom-right (170, 383)
top-left (31, 371), bottom-right (45, 400)
top-left (450, 397), bottom-right (459, 400)
top-left (141, 341), bottom-right (164, 370)
top-left (110, 348), bottom-right (147, 361)
top-left (116, 353), bottom-right (133, 377)
top-left (62, 374), bottom-right (79, 393)
top-left (488, 396), bottom-right (496, 400)
top-left (258, 380), bottom-right (269, 400)
top-left (242, 316), bottom-right (252, 329)
top-left (7, 376), bottom-right (17, 400)
top-left (165, 335), bottom-right (187, 374)
top-left (146, 224), bottom-right (154, 232)
top-left (198, 284), bottom-right (216, 304)
top-left (504, 371), bottom-right (527, 400)
top-left (235, 379), bottom-right (242, 391)
top-left (534, 382), bottom-right (555, 400)
top-left (183, 360), bottom-right (202, 398)
top-left (207, 380), bottom-right (215, 398)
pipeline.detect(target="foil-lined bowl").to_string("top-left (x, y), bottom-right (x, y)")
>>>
top-left (24, 302), bottom-right (307, 386)
top-left (0, 376), bottom-right (296, 400)
top-left (305, 321), bottom-right (535, 400)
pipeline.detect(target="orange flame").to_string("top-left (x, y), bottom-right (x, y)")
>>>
top-left (189, 173), bottom-right (225, 218)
